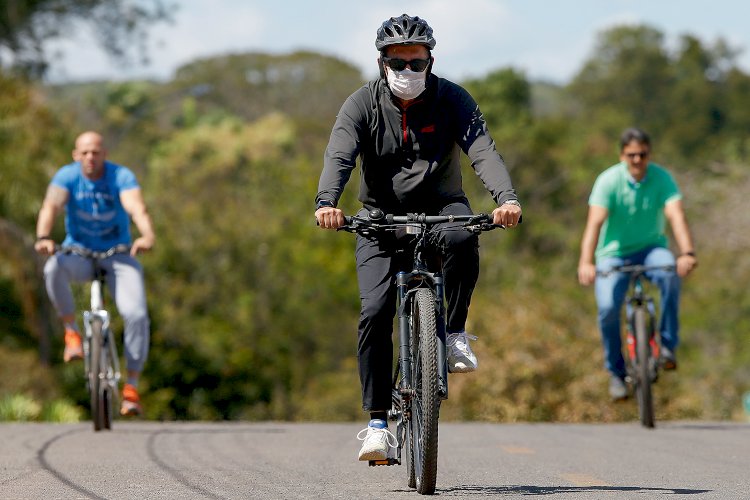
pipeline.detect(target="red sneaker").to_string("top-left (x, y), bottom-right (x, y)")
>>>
top-left (120, 383), bottom-right (143, 416)
top-left (63, 329), bottom-right (83, 362)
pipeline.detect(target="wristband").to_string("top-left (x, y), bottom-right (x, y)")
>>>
top-left (36, 236), bottom-right (53, 242)
top-left (682, 251), bottom-right (696, 257)
top-left (316, 200), bottom-right (335, 210)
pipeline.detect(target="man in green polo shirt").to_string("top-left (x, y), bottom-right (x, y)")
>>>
top-left (578, 128), bottom-right (698, 400)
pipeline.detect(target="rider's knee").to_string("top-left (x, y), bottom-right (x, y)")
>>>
top-left (597, 304), bottom-right (620, 327)
top-left (43, 254), bottom-right (61, 279)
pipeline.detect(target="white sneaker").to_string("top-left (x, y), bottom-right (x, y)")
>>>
top-left (356, 419), bottom-right (397, 461)
top-left (447, 331), bottom-right (478, 373)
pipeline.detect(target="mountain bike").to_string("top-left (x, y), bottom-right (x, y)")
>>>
top-left (598, 264), bottom-right (675, 428)
top-left (61, 245), bottom-right (128, 431)
top-left (340, 210), bottom-right (501, 495)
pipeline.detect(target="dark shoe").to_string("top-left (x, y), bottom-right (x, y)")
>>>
top-left (609, 375), bottom-right (628, 401)
top-left (660, 346), bottom-right (677, 370)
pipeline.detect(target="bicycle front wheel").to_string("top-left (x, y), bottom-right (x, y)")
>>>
top-left (634, 307), bottom-right (655, 428)
top-left (409, 288), bottom-right (440, 494)
top-left (101, 330), bottom-right (115, 430)
top-left (88, 317), bottom-right (105, 431)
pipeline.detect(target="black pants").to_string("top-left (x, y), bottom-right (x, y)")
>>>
top-left (355, 202), bottom-right (480, 411)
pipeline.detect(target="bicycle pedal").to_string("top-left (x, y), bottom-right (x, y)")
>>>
top-left (368, 458), bottom-right (400, 466)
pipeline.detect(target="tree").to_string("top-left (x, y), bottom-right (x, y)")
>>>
top-left (568, 25), bottom-right (673, 140)
top-left (0, 0), bottom-right (172, 78)
top-left (0, 72), bottom-right (68, 363)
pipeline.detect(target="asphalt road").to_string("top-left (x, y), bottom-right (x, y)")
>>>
top-left (1, 421), bottom-right (748, 499)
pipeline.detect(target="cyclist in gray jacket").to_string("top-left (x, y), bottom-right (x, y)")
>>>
top-left (315, 14), bottom-right (522, 461)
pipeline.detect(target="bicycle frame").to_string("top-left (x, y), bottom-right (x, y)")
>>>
top-left (340, 211), bottom-right (498, 492)
top-left (62, 245), bottom-right (127, 431)
top-left (396, 236), bottom-right (449, 404)
top-left (625, 273), bottom-right (659, 364)
top-left (599, 264), bottom-right (674, 428)
top-left (82, 268), bottom-right (121, 399)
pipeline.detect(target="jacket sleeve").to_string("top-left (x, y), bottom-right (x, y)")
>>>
top-left (453, 86), bottom-right (518, 206)
top-left (316, 89), bottom-right (368, 207)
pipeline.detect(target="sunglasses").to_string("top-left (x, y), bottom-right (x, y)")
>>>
top-left (382, 57), bottom-right (431, 72)
top-left (624, 151), bottom-right (649, 159)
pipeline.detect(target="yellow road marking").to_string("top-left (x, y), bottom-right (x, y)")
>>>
top-left (560, 473), bottom-right (611, 487)
top-left (500, 445), bottom-right (535, 454)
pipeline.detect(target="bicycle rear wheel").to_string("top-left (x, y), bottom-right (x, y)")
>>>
top-left (408, 288), bottom-right (440, 494)
top-left (634, 308), bottom-right (655, 428)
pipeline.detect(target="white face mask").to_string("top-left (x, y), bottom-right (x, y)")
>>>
top-left (386, 67), bottom-right (426, 100)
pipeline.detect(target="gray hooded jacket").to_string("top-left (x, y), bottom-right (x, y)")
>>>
top-left (316, 73), bottom-right (518, 213)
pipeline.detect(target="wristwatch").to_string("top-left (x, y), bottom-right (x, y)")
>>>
top-left (316, 200), bottom-right (335, 210)
top-left (502, 199), bottom-right (521, 207)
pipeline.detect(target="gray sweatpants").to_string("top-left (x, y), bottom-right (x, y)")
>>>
top-left (44, 252), bottom-right (150, 372)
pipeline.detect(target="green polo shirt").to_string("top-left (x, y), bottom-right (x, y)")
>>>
top-left (589, 162), bottom-right (682, 259)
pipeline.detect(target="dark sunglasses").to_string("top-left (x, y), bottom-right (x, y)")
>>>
top-left (382, 57), bottom-right (430, 72)
top-left (625, 151), bottom-right (649, 159)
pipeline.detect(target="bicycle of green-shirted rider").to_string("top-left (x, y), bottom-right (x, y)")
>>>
top-left (340, 210), bottom-right (500, 495)
top-left (598, 264), bottom-right (675, 428)
top-left (61, 245), bottom-right (128, 431)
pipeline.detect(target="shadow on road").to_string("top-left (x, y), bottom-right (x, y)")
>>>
top-left (437, 484), bottom-right (711, 496)
top-left (665, 422), bottom-right (750, 431)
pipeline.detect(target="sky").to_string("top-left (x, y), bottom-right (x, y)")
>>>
top-left (44, 0), bottom-right (750, 85)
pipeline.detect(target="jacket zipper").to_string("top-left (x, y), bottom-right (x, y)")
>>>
top-left (399, 98), bottom-right (422, 145)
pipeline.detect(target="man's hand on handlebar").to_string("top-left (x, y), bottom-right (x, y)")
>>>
top-left (577, 262), bottom-right (597, 286)
top-left (131, 236), bottom-right (155, 256)
top-left (34, 239), bottom-right (56, 256)
top-left (676, 253), bottom-right (698, 278)
top-left (316, 206), bottom-right (345, 230)
top-left (492, 203), bottom-right (522, 228)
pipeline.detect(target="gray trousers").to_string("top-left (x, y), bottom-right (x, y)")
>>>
top-left (44, 252), bottom-right (150, 372)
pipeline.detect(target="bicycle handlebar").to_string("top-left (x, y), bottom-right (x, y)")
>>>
top-left (597, 264), bottom-right (676, 277)
top-left (59, 244), bottom-right (132, 260)
top-left (340, 210), bottom-right (501, 235)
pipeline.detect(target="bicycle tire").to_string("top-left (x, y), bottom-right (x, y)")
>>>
top-left (634, 307), bottom-right (655, 428)
top-left (101, 330), bottom-right (115, 430)
top-left (410, 288), bottom-right (440, 494)
top-left (395, 386), bottom-right (416, 488)
top-left (89, 317), bottom-right (105, 431)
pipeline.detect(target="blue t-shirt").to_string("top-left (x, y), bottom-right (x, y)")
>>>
top-left (51, 161), bottom-right (139, 251)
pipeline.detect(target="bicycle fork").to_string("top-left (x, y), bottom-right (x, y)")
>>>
top-left (625, 297), bottom-right (659, 383)
top-left (83, 279), bottom-right (121, 392)
top-left (625, 299), bottom-right (659, 361)
top-left (395, 272), bottom-right (449, 401)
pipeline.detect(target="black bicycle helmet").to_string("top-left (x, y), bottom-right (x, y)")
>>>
top-left (375, 14), bottom-right (436, 51)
